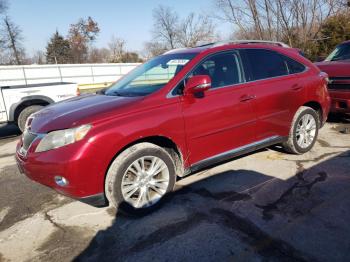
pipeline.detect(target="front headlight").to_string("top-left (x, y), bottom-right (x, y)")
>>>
top-left (35, 124), bottom-right (92, 153)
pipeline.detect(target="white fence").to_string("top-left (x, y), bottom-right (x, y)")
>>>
top-left (0, 63), bottom-right (141, 86)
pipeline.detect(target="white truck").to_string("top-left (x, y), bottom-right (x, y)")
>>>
top-left (0, 82), bottom-right (78, 132)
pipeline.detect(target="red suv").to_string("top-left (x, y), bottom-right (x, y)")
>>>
top-left (315, 41), bottom-right (350, 115)
top-left (16, 41), bottom-right (330, 214)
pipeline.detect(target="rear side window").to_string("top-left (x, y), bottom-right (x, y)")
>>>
top-left (283, 56), bottom-right (306, 74)
top-left (242, 49), bottom-right (288, 81)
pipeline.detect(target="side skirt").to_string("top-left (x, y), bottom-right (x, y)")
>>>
top-left (186, 136), bottom-right (287, 175)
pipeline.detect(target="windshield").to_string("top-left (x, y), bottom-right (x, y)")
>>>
top-left (325, 43), bottom-right (350, 62)
top-left (105, 53), bottom-right (196, 96)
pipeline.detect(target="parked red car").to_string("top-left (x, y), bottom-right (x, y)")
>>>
top-left (315, 41), bottom-right (350, 114)
top-left (16, 41), bottom-right (330, 214)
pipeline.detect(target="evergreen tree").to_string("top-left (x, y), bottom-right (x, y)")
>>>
top-left (46, 31), bottom-right (72, 64)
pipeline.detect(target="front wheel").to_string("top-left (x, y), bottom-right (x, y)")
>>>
top-left (282, 106), bottom-right (319, 154)
top-left (105, 142), bottom-right (176, 216)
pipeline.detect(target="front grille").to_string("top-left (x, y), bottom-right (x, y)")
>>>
top-left (22, 131), bottom-right (37, 151)
top-left (328, 77), bottom-right (350, 90)
top-left (328, 83), bottom-right (350, 90)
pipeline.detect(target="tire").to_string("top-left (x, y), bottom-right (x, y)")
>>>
top-left (17, 105), bottom-right (44, 132)
top-left (282, 106), bottom-right (319, 154)
top-left (105, 142), bottom-right (177, 216)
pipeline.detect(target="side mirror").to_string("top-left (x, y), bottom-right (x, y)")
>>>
top-left (184, 75), bottom-right (211, 95)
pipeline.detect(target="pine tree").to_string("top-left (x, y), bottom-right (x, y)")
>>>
top-left (46, 31), bottom-right (72, 64)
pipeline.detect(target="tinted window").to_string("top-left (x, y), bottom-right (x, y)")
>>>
top-left (190, 52), bottom-right (243, 88)
top-left (284, 56), bottom-right (306, 74)
top-left (243, 49), bottom-right (288, 81)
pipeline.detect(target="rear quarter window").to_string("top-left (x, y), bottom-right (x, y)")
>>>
top-left (283, 56), bottom-right (306, 74)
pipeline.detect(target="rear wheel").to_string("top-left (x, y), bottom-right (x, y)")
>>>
top-left (17, 105), bottom-right (44, 132)
top-left (105, 142), bottom-right (176, 216)
top-left (282, 106), bottom-right (319, 154)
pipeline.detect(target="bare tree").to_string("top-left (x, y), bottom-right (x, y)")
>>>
top-left (32, 50), bottom-right (46, 64)
top-left (214, 0), bottom-right (345, 48)
top-left (152, 5), bottom-right (179, 49)
top-left (143, 41), bottom-right (167, 59)
top-left (149, 5), bottom-right (217, 57)
top-left (88, 47), bottom-right (110, 63)
top-left (0, 0), bottom-right (8, 64)
top-left (2, 16), bottom-right (25, 64)
top-left (108, 36), bottom-right (125, 62)
top-left (177, 13), bottom-right (216, 47)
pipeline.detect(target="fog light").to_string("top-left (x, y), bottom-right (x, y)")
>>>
top-left (54, 176), bottom-right (69, 187)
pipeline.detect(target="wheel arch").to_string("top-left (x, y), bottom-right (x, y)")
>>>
top-left (303, 101), bottom-right (323, 125)
top-left (9, 95), bottom-right (54, 122)
top-left (105, 135), bottom-right (185, 183)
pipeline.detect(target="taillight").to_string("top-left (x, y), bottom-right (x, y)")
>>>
top-left (319, 72), bottom-right (329, 84)
top-left (76, 87), bottom-right (81, 96)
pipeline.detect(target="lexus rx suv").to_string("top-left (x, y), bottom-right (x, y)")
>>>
top-left (315, 41), bottom-right (350, 115)
top-left (16, 41), bottom-right (330, 215)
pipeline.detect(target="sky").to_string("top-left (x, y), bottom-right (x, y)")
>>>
top-left (6, 0), bottom-right (232, 56)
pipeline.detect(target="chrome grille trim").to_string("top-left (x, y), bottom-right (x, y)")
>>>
top-left (328, 77), bottom-right (350, 90)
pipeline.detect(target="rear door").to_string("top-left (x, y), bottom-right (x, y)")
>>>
top-left (239, 48), bottom-right (307, 140)
top-left (181, 51), bottom-right (256, 165)
top-left (0, 89), bottom-right (7, 123)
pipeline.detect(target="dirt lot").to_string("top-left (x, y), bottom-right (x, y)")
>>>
top-left (0, 117), bottom-right (349, 262)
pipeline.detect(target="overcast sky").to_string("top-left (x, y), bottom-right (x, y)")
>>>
top-left (6, 0), bottom-right (231, 56)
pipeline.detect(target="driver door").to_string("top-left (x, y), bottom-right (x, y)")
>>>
top-left (180, 51), bottom-right (256, 166)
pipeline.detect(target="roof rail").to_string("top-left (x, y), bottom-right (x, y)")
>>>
top-left (197, 40), bottom-right (290, 48)
top-left (163, 48), bottom-right (189, 54)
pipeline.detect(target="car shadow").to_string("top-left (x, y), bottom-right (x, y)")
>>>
top-left (327, 112), bottom-right (350, 124)
top-left (75, 150), bottom-right (350, 262)
top-left (0, 123), bottom-right (21, 140)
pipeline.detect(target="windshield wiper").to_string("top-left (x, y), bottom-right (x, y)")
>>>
top-left (107, 90), bottom-right (125, 96)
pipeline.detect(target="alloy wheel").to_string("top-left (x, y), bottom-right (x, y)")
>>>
top-left (296, 113), bottom-right (317, 149)
top-left (121, 156), bottom-right (170, 208)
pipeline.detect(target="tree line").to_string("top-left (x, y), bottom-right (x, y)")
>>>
top-left (214, 0), bottom-right (350, 60)
top-left (0, 0), bottom-right (349, 65)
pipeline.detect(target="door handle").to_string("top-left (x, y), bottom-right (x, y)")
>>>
top-left (240, 94), bottom-right (256, 102)
top-left (291, 84), bottom-right (303, 91)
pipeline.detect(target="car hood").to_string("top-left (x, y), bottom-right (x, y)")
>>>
top-left (315, 60), bottom-right (350, 77)
top-left (30, 94), bottom-right (142, 133)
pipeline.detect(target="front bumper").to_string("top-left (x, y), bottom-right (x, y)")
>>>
top-left (15, 138), bottom-right (107, 207)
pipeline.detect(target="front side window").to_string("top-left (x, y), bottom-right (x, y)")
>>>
top-left (242, 49), bottom-right (288, 81)
top-left (325, 43), bottom-right (350, 62)
top-left (106, 53), bottom-right (196, 97)
top-left (190, 52), bottom-right (243, 89)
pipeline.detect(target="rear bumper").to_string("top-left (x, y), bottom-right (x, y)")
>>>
top-left (15, 140), bottom-right (107, 207)
top-left (329, 90), bottom-right (350, 114)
